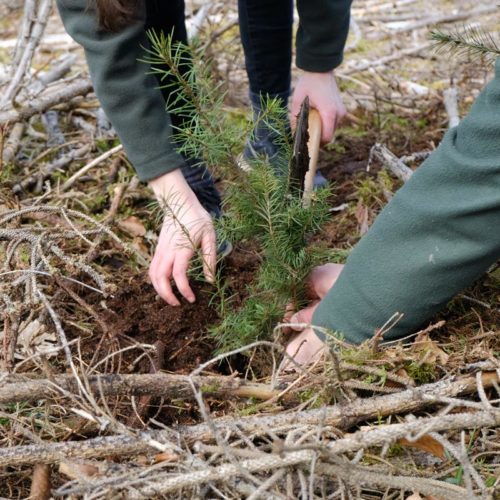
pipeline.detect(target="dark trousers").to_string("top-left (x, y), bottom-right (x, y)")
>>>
top-left (146, 0), bottom-right (293, 100)
top-left (238, 0), bottom-right (293, 100)
top-left (144, 0), bottom-right (293, 212)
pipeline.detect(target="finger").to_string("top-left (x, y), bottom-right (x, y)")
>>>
top-left (333, 103), bottom-right (346, 133)
top-left (172, 249), bottom-right (196, 303)
top-left (201, 230), bottom-right (217, 283)
top-left (320, 110), bottom-right (336, 144)
top-left (151, 255), bottom-right (180, 306)
top-left (148, 252), bottom-right (163, 297)
top-left (283, 301), bottom-right (296, 322)
top-left (289, 303), bottom-right (319, 330)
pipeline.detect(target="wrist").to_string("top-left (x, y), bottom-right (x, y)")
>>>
top-left (302, 69), bottom-right (334, 77)
top-left (149, 168), bottom-right (196, 202)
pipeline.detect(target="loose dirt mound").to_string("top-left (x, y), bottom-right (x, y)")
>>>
top-left (102, 277), bottom-right (218, 373)
top-left (57, 244), bottom-right (261, 376)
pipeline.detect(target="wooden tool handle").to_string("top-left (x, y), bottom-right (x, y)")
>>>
top-left (303, 108), bottom-right (322, 207)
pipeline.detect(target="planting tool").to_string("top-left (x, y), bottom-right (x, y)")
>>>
top-left (302, 107), bottom-right (322, 208)
top-left (289, 97), bottom-right (310, 193)
top-left (289, 97), bottom-right (324, 207)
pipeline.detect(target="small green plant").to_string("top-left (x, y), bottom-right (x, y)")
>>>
top-left (143, 32), bottom-right (334, 351)
top-left (298, 388), bottom-right (327, 408)
top-left (95, 137), bottom-right (121, 153)
top-left (405, 360), bottom-right (437, 384)
top-left (214, 160), bottom-right (331, 350)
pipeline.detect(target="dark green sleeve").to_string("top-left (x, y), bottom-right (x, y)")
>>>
top-left (295, 0), bottom-right (353, 72)
top-left (56, 0), bottom-right (185, 182)
top-left (313, 59), bottom-right (500, 344)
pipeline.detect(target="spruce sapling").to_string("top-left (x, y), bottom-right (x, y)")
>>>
top-left (144, 32), bottom-right (334, 352)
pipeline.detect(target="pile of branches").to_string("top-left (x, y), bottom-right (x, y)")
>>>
top-left (0, 344), bottom-right (498, 498)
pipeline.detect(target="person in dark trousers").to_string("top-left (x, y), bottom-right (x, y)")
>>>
top-left (56, 0), bottom-right (352, 307)
top-left (286, 59), bottom-right (500, 364)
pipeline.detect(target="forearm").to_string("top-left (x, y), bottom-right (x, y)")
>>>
top-left (313, 60), bottom-right (500, 344)
top-left (56, 0), bottom-right (184, 182)
top-left (295, 0), bottom-right (353, 72)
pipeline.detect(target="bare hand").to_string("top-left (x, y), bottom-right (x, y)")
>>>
top-left (149, 169), bottom-right (217, 306)
top-left (305, 263), bottom-right (344, 300)
top-left (285, 263), bottom-right (344, 329)
top-left (291, 71), bottom-right (346, 144)
top-left (283, 264), bottom-right (344, 367)
top-left (284, 327), bottom-right (327, 367)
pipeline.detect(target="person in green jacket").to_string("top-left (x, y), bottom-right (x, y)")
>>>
top-left (286, 59), bottom-right (500, 364)
top-left (56, 0), bottom-right (352, 307)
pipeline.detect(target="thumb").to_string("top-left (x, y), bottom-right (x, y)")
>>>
top-left (289, 303), bottom-right (319, 330)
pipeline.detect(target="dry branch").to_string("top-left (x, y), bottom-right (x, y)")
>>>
top-left (0, 79), bottom-right (93, 126)
top-left (387, 5), bottom-right (498, 33)
top-left (443, 87), bottom-right (460, 128)
top-left (315, 463), bottom-right (467, 500)
top-left (318, 410), bottom-right (500, 457)
top-left (345, 17), bottom-right (362, 52)
top-left (57, 410), bottom-right (499, 498)
top-left (0, 373), bottom-right (279, 405)
top-left (28, 54), bottom-right (77, 96)
top-left (12, 143), bottom-right (92, 194)
top-left (369, 143), bottom-right (413, 182)
top-left (344, 42), bottom-right (432, 75)
top-left (358, 12), bottom-right (428, 23)
top-left (1, 122), bottom-right (24, 164)
top-left (0, 0), bottom-right (53, 108)
top-left (180, 371), bottom-right (498, 441)
top-left (129, 450), bottom-right (317, 498)
top-left (60, 144), bottom-right (123, 191)
top-left (30, 464), bottom-right (51, 500)
top-left (0, 359), bottom-right (413, 404)
top-left (0, 371), bottom-right (497, 468)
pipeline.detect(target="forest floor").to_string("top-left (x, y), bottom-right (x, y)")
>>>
top-left (0, 0), bottom-right (499, 498)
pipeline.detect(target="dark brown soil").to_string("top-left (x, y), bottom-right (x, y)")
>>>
top-left (101, 276), bottom-right (218, 373)
top-left (50, 244), bottom-right (261, 427)
top-left (57, 243), bottom-right (260, 377)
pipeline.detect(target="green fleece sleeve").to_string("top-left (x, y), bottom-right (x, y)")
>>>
top-left (296, 0), bottom-right (353, 72)
top-left (56, 0), bottom-right (185, 182)
top-left (313, 59), bottom-right (500, 344)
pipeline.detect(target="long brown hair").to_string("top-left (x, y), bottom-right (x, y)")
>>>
top-left (92, 0), bottom-right (140, 32)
